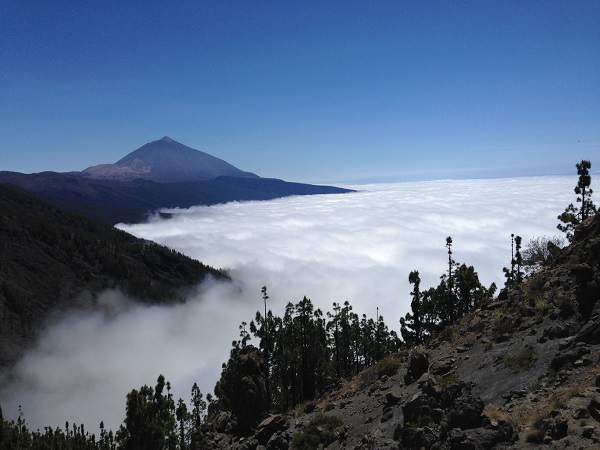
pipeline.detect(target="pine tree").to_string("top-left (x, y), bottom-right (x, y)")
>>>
top-left (514, 235), bottom-right (523, 284)
top-left (400, 271), bottom-right (424, 345)
top-left (175, 399), bottom-right (189, 450)
top-left (558, 160), bottom-right (597, 241)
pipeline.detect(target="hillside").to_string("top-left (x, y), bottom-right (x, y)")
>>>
top-left (0, 183), bottom-right (226, 366)
top-left (0, 137), bottom-right (353, 224)
top-left (203, 215), bottom-right (600, 449)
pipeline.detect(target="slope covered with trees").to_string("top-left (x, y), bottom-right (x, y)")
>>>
top-left (0, 183), bottom-right (225, 366)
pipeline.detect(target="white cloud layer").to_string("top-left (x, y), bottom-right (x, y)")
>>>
top-left (0, 176), bottom-right (574, 430)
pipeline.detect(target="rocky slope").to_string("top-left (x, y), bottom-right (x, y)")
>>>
top-left (204, 215), bottom-right (600, 449)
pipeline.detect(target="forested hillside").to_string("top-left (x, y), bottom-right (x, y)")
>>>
top-left (0, 183), bottom-right (225, 366)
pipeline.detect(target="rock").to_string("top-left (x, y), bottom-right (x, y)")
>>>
top-left (582, 425), bottom-right (595, 438)
top-left (456, 346), bottom-right (469, 353)
top-left (494, 332), bottom-right (510, 343)
top-left (543, 324), bottom-right (571, 340)
top-left (551, 345), bottom-right (590, 370)
top-left (381, 406), bottom-right (394, 423)
top-left (403, 391), bottom-right (442, 427)
top-left (576, 314), bottom-right (600, 344)
top-left (266, 431), bottom-right (291, 450)
top-left (447, 421), bottom-right (516, 449)
top-left (558, 336), bottom-right (575, 350)
top-left (588, 399), bottom-right (600, 423)
top-left (404, 351), bottom-right (429, 384)
top-left (447, 394), bottom-right (484, 430)
top-left (431, 359), bottom-right (455, 376)
top-left (237, 438), bottom-right (260, 450)
top-left (255, 414), bottom-right (289, 445)
top-left (399, 426), bottom-right (436, 448)
top-left (214, 411), bottom-right (237, 433)
top-left (385, 390), bottom-right (402, 406)
top-left (540, 417), bottom-right (568, 440)
top-left (574, 408), bottom-right (590, 419)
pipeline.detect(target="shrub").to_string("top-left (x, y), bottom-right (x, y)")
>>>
top-left (483, 404), bottom-right (510, 423)
top-left (503, 348), bottom-right (536, 371)
top-left (375, 355), bottom-right (402, 377)
top-left (534, 296), bottom-right (551, 315)
top-left (292, 401), bottom-right (315, 418)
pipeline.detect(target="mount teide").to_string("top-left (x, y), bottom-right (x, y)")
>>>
top-left (82, 136), bottom-right (258, 182)
top-left (0, 137), bottom-right (352, 224)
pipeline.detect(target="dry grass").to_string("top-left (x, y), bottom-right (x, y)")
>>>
top-left (375, 355), bottom-right (403, 377)
top-left (549, 383), bottom-right (586, 409)
top-left (483, 404), bottom-right (511, 423)
top-left (292, 400), bottom-right (315, 418)
top-left (511, 404), bottom-right (549, 431)
top-left (533, 295), bottom-right (551, 315)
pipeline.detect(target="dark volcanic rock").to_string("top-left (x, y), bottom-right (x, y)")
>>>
top-left (255, 414), bottom-right (289, 445)
top-left (576, 313), bottom-right (600, 344)
top-left (447, 394), bottom-right (484, 430)
top-left (405, 351), bottom-right (429, 384)
top-left (447, 421), bottom-right (515, 450)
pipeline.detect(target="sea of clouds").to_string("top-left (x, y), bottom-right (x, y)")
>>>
top-left (0, 176), bottom-right (574, 430)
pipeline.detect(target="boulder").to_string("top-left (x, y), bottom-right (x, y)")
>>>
top-left (213, 411), bottom-right (236, 433)
top-left (446, 421), bottom-right (515, 450)
top-left (403, 391), bottom-right (442, 427)
top-left (588, 399), bottom-right (600, 423)
top-left (404, 351), bottom-right (429, 385)
top-left (576, 314), bottom-right (600, 344)
top-left (550, 345), bottom-right (590, 370)
top-left (255, 414), bottom-right (289, 445)
top-left (399, 426), bottom-right (437, 448)
top-left (266, 431), bottom-right (291, 450)
top-left (447, 394), bottom-right (484, 430)
top-left (431, 358), bottom-right (455, 377)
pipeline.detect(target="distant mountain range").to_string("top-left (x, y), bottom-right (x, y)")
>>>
top-left (0, 137), bottom-right (352, 224)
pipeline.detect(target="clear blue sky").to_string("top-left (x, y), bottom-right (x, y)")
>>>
top-left (1, 1), bottom-right (599, 183)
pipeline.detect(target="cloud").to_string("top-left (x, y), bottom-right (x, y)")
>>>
top-left (0, 176), bottom-right (573, 430)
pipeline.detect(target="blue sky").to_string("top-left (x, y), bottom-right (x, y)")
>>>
top-left (1, 1), bottom-right (599, 183)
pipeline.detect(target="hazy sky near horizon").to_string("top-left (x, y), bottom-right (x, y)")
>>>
top-left (1, 1), bottom-right (599, 182)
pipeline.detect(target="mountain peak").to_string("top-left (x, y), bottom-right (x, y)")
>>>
top-left (82, 137), bottom-right (258, 182)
